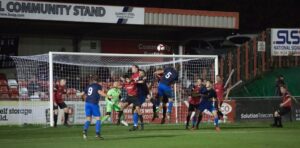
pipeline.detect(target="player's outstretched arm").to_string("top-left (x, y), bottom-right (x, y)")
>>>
top-left (81, 92), bottom-right (86, 101)
top-left (98, 90), bottom-right (107, 98)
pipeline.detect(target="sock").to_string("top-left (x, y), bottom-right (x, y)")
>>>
top-left (196, 114), bottom-right (203, 127)
top-left (54, 114), bottom-right (58, 126)
top-left (274, 117), bottom-right (278, 125)
top-left (167, 102), bottom-right (173, 113)
top-left (218, 110), bottom-right (223, 119)
top-left (278, 117), bottom-right (282, 126)
top-left (162, 106), bottom-right (167, 119)
top-left (95, 120), bottom-right (101, 135)
top-left (214, 117), bottom-right (219, 127)
top-left (118, 111), bottom-right (123, 123)
top-left (153, 105), bottom-right (157, 113)
top-left (101, 115), bottom-right (110, 122)
top-left (192, 116), bottom-right (197, 127)
top-left (64, 113), bottom-right (69, 124)
top-left (139, 115), bottom-right (144, 124)
top-left (83, 121), bottom-right (91, 131)
top-left (186, 113), bottom-right (191, 127)
top-left (133, 113), bottom-right (139, 127)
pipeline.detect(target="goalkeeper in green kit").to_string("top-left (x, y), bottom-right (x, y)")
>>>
top-left (102, 81), bottom-right (128, 126)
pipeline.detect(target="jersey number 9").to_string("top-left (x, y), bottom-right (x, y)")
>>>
top-left (88, 87), bottom-right (93, 96)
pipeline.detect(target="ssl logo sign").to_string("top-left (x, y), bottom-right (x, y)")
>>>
top-left (273, 29), bottom-right (300, 45)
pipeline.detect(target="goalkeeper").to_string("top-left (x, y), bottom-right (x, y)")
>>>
top-left (101, 81), bottom-right (126, 125)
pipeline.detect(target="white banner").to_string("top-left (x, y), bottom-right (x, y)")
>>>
top-left (0, 101), bottom-right (107, 125)
top-left (0, 0), bottom-right (144, 24)
top-left (271, 28), bottom-right (300, 56)
top-left (0, 101), bottom-right (49, 125)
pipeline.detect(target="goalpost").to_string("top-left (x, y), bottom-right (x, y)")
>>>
top-left (11, 52), bottom-right (218, 127)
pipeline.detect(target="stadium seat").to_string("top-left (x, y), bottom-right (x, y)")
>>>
top-left (38, 80), bottom-right (49, 88)
top-left (7, 79), bottom-right (18, 87)
top-left (67, 88), bottom-right (77, 94)
top-left (29, 92), bottom-right (40, 100)
top-left (0, 86), bottom-right (9, 93)
top-left (19, 87), bottom-right (28, 95)
top-left (18, 80), bottom-right (28, 87)
top-left (0, 73), bottom-right (6, 80)
top-left (10, 93), bottom-right (19, 100)
top-left (0, 79), bottom-right (8, 86)
top-left (40, 92), bottom-right (48, 100)
top-left (9, 86), bottom-right (18, 92)
top-left (0, 93), bottom-right (10, 100)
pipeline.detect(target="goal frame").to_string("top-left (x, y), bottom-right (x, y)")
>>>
top-left (48, 51), bottom-right (219, 127)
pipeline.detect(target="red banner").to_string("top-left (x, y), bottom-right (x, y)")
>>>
top-left (101, 39), bottom-right (178, 54)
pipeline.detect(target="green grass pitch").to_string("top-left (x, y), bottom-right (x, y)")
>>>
top-left (1, 122), bottom-right (300, 148)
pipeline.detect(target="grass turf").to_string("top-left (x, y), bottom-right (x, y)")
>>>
top-left (1, 122), bottom-right (300, 148)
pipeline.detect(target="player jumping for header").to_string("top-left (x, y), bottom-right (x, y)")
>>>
top-left (154, 66), bottom-right (178, 124)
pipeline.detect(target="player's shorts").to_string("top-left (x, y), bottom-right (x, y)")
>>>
top-left (162, 95), bottom-right (169, 103)
top-left (277, 107), bottom-right (291, 116)
top-left (151, 97), bottom-right (160, 106)
top-left (198, 101), bottom-right (215, 113)
top-left (106, 102), bottom-right (120, 113)
top-left (85, 102), bottom-right (101, 117)
top-left (188, 104), bottom-right (199, 112)
top-left (138, 94), bottom-right (147, 105)
top-left (53, 102), bottom-right (67, 109)
top-left (126, 96), bottom-right (141, 106)
top-left (158, 83), bottom-right (173, 99)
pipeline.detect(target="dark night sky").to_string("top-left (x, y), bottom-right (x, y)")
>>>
top-left (39, 0), bottom-right (298, 33)
top-left (2, 0), bottom-right (298, 40)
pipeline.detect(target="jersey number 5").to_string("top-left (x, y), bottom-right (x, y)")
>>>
top-left (88, 87), bottom-right (93, 96)
top-left (165, 72), bottom-right (172, 79)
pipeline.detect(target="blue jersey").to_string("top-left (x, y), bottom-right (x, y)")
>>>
top-left (84, 83), bottom-right (102, 104)
top-left (199, 85), bottom-right (207, 100)
top-left (160, 67), bottom-right (178, 86)
top-left (202, 88), bottom-right (217, 101)
top-left (199, 88), bottom-right (217, 112)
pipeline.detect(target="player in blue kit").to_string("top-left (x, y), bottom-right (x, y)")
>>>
top-left (196, 80), bottom-right (220, 131)
top-left (81, 76), bottom-right (107, 140)
top-left (154, 66), bottom-right (178, 124)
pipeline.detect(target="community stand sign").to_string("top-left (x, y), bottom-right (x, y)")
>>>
top-left (0, 0), bottom-right (144, 24)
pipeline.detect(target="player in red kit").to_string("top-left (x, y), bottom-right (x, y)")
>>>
top-left (131, 65), bottom-right (140, 81)
top-left (185, 79), bottom-right (203, 129)
top-left (53, 79), bottom-right (70, 127)
top-left (214, 75), bottom-right (224, 119)
top-left (272, 85), bottom-right (292, 128)
top-left (118, 75), bottom-right (141, 131)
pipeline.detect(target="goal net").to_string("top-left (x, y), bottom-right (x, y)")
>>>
top-left (11, 52), bottom-right (218, 126)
